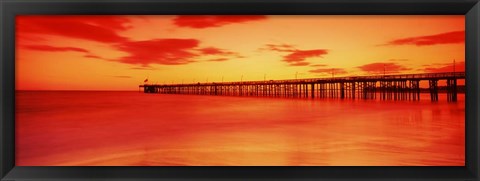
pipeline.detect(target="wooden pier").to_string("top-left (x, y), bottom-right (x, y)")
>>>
top-left (139, 72), bottom-right (465, 102)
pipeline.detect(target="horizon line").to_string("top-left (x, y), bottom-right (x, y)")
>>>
top-left (16, 89), bottom-right (138, 92)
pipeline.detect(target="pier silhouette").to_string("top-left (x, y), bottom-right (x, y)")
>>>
top-left (139, 72), bottom-right (465, 102)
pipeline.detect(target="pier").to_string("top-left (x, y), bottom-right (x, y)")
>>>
top-left (139, 72), bottom-right (465, 102)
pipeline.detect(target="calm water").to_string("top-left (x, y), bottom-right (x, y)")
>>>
top-left (16, 91), bottom-right (465, 166)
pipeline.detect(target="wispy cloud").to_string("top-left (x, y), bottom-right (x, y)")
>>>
top-left (115, 39), bottom-right (200, 66)
top-left (423, 61), bottom-right (465, 73)
top-left (283, 49), bottom-right (328, 64)
top-left (263, 44), bottom-right (328, 67)
top-left (310, 64), bottom-right (328, 67)
top-left (208, 58), bottom-right (229, 62)
top-left (172, 15), bottom-right (267, 29)
top-left (22, 45), bottom-right (107, 60)
top-left (357, 62), bottom-right (411, 74)
top-left (22, 45), bottom-right (89, 53)
top-left (17, 16), bottom-right (131, 43)
top-left (384, 30), bottom-right (464, 46)
top-left (18, 16), bottom-right (245, 67)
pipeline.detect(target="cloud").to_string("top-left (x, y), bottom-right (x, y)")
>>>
top-left (283, 49), bottom-right (328, 63)
top-left (83, 54), bottom-right (106, 59)
top-left (309, 68), bottom-right (347, 75)
top-left (115, 39), bottom-right (200, 66)
top-left (384, 30), bottom-right (464, 46)
top-left (172, 15), bottom-right (267, 28)
top-left (310, 64), bottom-right (328, 67)
top-left (357, 62), bottom-right (411, 74)
top-left (21, 38), bottom-right (239, 66)
top-left (263, 44), bottom-right (328, 67)
top-left (22, 45), bottom-right (89, 53)
top-left (115, 39), bottom-right (242, 66)
top-left (290, 62), bottom-right (310, 66)
top-left (22, 45), bottom-right (108, 61)
top-left (16, 34), bottom-right (47, 44)
top-left (195, 47), bottom-right (243, 62)
top-left (208, 58), bottom-right (229, 62)
top-left (17, 16), bottom-right (131, 43)
top-left (197, 47), bottom-right (239, 57)
top-left (423, 61), bottom-right (465, 73)
top-left (17, 16), bottom-right (244, 67)
top-left (263, 44), bottom-right (297, 52)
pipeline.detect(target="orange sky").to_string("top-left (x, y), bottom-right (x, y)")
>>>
top-left (15, 15), bottom-right (465, 90)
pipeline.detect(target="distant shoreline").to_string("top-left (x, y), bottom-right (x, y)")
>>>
top-left (15, 90), bottom-right (466, 94)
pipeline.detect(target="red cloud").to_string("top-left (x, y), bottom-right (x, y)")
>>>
top-left (284, 50), bottom-right (328, 63)
top-left (310, 64), bottom-right (328, 67)
top-left (385, 30), bottom-right (464, 46)
top-left (357, 62), bottom-right (411, 74)
top-left (208, 58), bottom-right (229, 62)
top-left (17, 16), bottom-right (244, 66)
top-left (264, 44), bottom-right (328, 67)
top-left (290, 62), bottom-right (310, 66)
top-left (83, 54), bottom-right (106, 59)
top-left (309, 68), bottom-right (347, 75)
top-left (173, 15), bottom-right (267, 28)
top-left (17, 16), bottom-right (131, 43)
top-left (115, 39), bottom-right (200, 66)
top-left (21, 39), bottom-right (236, 66)
top-left (264, 44), bottom-right (296, 52)
top-left (198, 47), bottom-right (238, 56)
top-left (21, 45), bottom-right (107, 60)
top-left (197, 47), bottom-right (243, 62)
top-left (424, 61), bottom-right (465, 73)
top-left (22, 45), bottom-right (89, 53)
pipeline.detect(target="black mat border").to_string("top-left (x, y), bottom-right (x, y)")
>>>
top-left (1, 0), bottom-right (479, 180)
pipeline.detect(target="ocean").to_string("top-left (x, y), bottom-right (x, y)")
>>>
top-left (15, 91), bottom-right (465, 166)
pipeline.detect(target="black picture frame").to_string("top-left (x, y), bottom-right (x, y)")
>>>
top-left (1, 0), bottom-right (479, 180)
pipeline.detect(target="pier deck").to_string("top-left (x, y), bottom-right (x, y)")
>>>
top-left (139, 72), bottom-right (465, 102)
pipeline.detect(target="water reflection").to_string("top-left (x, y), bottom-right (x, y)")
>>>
top-left (16, 91), bottom-right (464, 166)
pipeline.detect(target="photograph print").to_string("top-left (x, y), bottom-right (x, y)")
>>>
top-left (15, 15), bottom-right (465, 166)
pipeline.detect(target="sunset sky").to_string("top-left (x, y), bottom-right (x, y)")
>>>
top-left (16, 15), bottom-right (465, 90)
